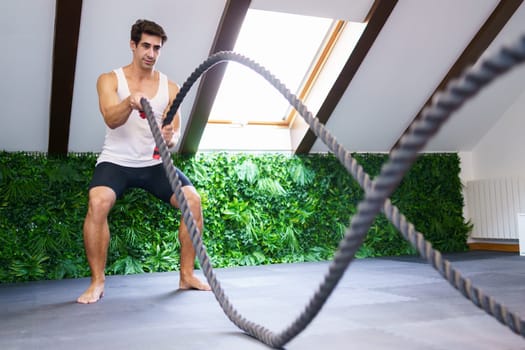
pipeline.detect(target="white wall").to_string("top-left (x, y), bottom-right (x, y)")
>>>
top-left (0, 0), bottom-right (55, 152)
top-left (458, 63), bottom-right (525, 183)
top-left (471, 87), bottom-right (525, 179)
top-left (199, 124), bottom-right (292, 152)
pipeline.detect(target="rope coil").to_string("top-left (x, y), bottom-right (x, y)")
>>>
top-left (141, 33), bottom-right (525, 347)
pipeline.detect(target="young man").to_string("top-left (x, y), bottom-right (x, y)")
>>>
top-left (77, 19), bottom-right (210, 304)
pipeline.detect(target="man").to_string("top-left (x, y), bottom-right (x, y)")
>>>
top-left (77, 19), bottom-right (210, 304)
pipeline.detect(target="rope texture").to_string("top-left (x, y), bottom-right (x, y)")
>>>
top-left (141, 33), bottom-right (525, 347)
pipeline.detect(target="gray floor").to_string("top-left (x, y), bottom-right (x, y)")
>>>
top-left (1, 251), bottom-right (525, 350)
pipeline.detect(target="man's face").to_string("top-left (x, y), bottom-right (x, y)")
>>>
top-left (132, 33), bottom-right (162, 69)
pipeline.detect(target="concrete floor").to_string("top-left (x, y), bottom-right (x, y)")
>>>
top-left (1, 251), bottom-right (524, 350)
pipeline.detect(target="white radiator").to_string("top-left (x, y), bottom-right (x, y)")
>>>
top-left (465, 177), bottom-right (525, 239)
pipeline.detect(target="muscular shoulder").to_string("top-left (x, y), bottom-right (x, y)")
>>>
top-left (97, 71), bottom-right (117, 88)
top-left (96, 71), bottom-right (118, 96)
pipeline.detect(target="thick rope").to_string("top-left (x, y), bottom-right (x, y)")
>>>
top-left (141, 33), bottom-right (525, 347)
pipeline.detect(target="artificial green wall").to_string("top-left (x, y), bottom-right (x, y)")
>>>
top-left (0, 151), bottom-right (470, 283)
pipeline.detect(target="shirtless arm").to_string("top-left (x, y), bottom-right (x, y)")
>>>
top-left (97, 72), bottom-right (136, 129)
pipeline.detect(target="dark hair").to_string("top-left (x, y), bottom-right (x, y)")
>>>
top-left (130, 19), bottom-right (168, 45)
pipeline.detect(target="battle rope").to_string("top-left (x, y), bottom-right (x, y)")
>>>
top-left (141, 33), bottom-right (525, 347)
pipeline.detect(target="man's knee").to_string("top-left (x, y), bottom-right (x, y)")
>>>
top-left (183, 187), bottom-right (201, 209)
top-left (88, 187), bottom-right (116, 217)
top-left (171, 187), bottom-right (200, 207)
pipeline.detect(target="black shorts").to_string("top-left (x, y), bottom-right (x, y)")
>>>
top-left (89, 162), bottom-right (193, 204)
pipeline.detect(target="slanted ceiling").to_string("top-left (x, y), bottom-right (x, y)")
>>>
top-left (0, 0), bottom-right (523, 155)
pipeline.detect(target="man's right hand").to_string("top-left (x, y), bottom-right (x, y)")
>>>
top-left (128, 93), bottom-right (145, 111)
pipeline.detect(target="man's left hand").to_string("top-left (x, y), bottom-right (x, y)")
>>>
top-left (161, 124), bottom-right (178, 148)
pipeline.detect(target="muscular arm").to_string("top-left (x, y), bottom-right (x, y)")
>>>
top-left (97, 72), bottom-right (133, 129)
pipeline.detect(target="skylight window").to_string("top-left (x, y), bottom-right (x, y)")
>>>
top-left (198, 9), bottom-right (367, 152)
top-left (207, 9), bottom-right (334, 125)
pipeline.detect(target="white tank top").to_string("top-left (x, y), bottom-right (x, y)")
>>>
top-left (96, 68), bottom-right (169, 167)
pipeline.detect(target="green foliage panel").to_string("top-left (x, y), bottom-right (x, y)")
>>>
top-left (0, 151), bottom-right (469, 283)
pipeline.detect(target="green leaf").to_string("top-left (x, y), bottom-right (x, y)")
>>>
top-left (235, 159), bottom-right (259, 184)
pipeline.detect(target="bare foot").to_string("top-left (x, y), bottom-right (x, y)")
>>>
top-left (77, 282), bottom-right (105, 304)
top-left (179, 274), bottom-right (211, 291)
